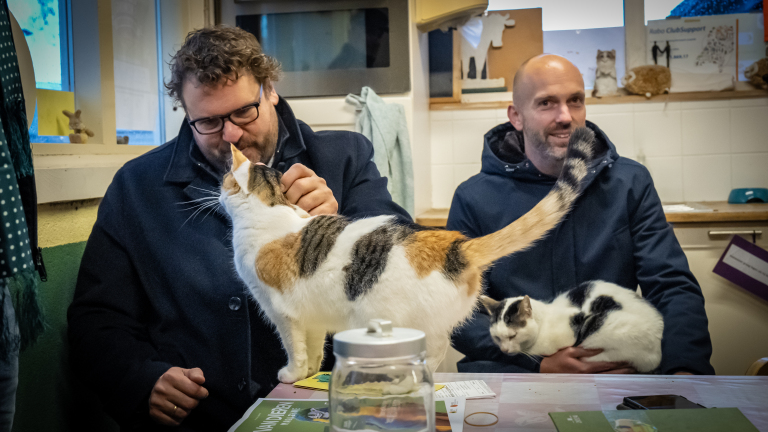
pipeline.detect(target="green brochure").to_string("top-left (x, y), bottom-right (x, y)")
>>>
top-left (549, 408), bottom-right (758, 432)
top-left (229, 398), bottom-right (452, 432)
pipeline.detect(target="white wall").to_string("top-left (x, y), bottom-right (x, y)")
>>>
top-left (430, 98), bottom-right (768, 208)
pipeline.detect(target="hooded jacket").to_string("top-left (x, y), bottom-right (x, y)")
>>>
top-left (67, 97), bottom-right (410, 431)
top-left (447, 121), bottom-right (714, 375)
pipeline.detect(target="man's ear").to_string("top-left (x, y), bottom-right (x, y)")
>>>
top-left (507, 104), bottom-right (523, 130)
top-left (266, 83), bottom-right (279, 106)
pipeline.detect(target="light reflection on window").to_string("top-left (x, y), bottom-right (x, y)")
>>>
top-left (8, 0), bottom-right (63, 90)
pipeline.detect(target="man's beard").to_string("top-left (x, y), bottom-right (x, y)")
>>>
top-left (525, 124), bottom-right (575, 162)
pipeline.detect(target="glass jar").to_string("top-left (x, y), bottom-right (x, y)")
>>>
top-left (329, 319), bottom-right (435, 432)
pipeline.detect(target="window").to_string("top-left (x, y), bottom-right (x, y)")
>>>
top-left (488, 0), bottom-right (626, 90)
top-left (645, 0), bottom-right (764, 22)
top-left (111, 0), bottom-right (164, 145)
top-left (9, 0), bottom-right (71, 143)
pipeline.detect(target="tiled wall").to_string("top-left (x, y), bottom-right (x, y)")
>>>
top-left (430, 98), bottom-right (768, 208)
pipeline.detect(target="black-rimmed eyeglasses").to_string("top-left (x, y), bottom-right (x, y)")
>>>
top-left (187, 85), bottom-right (263, 135)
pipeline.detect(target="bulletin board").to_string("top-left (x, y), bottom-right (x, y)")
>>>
top-left (486, 8), bottom-right (543, 93)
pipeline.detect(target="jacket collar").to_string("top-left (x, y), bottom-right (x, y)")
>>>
top-left (480, 120), bottom-right (616, 185)
top-left (163, 95), bottom-right (306, 185)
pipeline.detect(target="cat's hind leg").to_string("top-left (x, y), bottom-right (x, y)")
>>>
top-left (272, 316), bottom-right (310, 383)
top-left (425, 333), bottom-right (451, 373)
top-left (305, 327), bottom-right (327, 376)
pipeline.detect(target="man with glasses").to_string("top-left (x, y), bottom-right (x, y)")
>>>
top-left (68, 26), bottom-right (409, 431)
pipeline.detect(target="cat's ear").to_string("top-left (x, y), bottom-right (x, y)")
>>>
top-left (230, 144), bottom-right (251, 191)
top-left (520, 295), bottom-right (533, 317)
top-left (231, 144), bottom-right (249, 171)
top-left (479, 295), bottom-right (500, 315)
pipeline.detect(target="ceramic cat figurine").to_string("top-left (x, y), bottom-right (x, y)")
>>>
top-left (592, 49), bottom-right (618, 98)
top-left (219, 128), bottom-right (596, 383)
top-left (482, 280), bottom-right (664, 373)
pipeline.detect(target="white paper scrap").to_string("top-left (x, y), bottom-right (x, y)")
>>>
top-left (662, 204), bottom-right (713, 213)
top-left (435, 380), bottom-right (495, 400)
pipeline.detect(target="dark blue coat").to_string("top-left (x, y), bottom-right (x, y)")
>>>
top-left (67, 97), bottom-right (410, 431)
top-left (448, 121), bottom-right (714, 375)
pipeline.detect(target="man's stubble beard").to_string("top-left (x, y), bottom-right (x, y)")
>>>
top-left (524, 126), bottom-right (570, 162)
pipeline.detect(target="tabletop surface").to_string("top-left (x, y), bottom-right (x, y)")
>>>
top-left (267, 373), bottom-right (768, 432)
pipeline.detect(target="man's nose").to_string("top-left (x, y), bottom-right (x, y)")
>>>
top-left (221, 119), bottom-right (244, 144)
top-left (556, 103), bottom-right (573, 124)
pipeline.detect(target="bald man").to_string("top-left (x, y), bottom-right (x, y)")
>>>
top-left (447, 55), bottom-right (714, 375)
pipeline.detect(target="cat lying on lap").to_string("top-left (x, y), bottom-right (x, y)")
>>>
top-left (219, 129), bottom-right (597, 383)
top-left (482, 280), bottom-right (663, 373)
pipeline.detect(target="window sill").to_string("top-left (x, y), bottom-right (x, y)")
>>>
top-left (32, 143), bottom-right (155, 204)
top-left (429, 87), bottom-right (768, 111)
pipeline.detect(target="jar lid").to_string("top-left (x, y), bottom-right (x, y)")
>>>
top-left (333, 319), bottom-right (426, 358)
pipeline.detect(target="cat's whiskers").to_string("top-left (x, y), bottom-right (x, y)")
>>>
top-left (178, 197), bottom-right (223, 227)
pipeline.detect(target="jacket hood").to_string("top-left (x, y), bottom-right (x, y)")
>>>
top-left (481, 120), bottom-right (617, 185)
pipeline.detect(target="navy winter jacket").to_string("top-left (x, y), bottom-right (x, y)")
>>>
top-left (448, 121), bottom-right (714, 375)
top-left (67, 97), bottom-right (410, 431)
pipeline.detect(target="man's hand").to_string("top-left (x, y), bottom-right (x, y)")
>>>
top-left (540, 347), bottom-right (636, 374)
top-left (280, 164), bottom-right (338, 215)
top-left (149, 367), bottom-right (209, 426)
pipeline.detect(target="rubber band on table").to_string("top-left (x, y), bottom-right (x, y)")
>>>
top-left (464, 412), bottom-right (499, 427)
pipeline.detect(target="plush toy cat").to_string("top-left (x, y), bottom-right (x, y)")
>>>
top-left (592, 49), bottom-right (618, 98)
top-left (482, 280), bottom-right (664, 373)
top-left (622, 65), bottom-right (671, 99)
top-left (744, 57), bottom-right (768, 90)
top-left (218, 128), bottom-right (597, 383)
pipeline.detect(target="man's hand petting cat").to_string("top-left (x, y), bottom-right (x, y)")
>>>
top-left (149, 367), bottom-right (209, 426)
top-left (280, 163), bottom-right (338, 215)
top-left (540, 347), bottom-right (637, 374)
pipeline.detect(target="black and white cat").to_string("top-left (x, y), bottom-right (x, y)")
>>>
top-left (481, 280), bottom-right (663, 373)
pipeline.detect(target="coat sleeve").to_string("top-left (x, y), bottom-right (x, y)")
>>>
top-left (338, 133), bottom-right (412, 221)
top-left (67, 185), bottom-right (172, 424)
top-left (447, 186), bottom-right (541, 373)
top-left (628, 169), bottom-right (715, 375)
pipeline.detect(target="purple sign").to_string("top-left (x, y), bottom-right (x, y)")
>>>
top-left (713, 234), bottom-right (768, 302)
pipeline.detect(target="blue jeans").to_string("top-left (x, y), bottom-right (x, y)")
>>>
top-left (0, 282), bottom-right (19, 432)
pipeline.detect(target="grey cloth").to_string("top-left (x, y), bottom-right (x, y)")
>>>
top-left (346, 86), bottom-right (415, 216)
top-left (0, 282), bottom-right (19, 432)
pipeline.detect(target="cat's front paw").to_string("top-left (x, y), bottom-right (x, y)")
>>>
top-left (278, 365), bottom-right (308, 384)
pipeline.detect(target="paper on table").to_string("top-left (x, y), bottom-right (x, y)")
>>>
top-left (662, 204), bottom-right (713, 213)
top-left (434, 380), bottom-right (495, 399)
top-left (436, 397), bottom-right (466, 432)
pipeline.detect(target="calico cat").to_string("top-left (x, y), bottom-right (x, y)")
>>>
top-left (592, 49), bottom-right (618, 98)
top-left (481, 280), bottom-right (664, 373)
top-left (218, 128), bottom-right (596, 383)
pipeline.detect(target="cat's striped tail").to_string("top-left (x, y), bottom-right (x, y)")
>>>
top-left (462, 127), bottom-right (596, 269)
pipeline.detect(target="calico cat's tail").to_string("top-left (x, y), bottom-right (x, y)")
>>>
top-left (462, 127), bottom-right (596, 269)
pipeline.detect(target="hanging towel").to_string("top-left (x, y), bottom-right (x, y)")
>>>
top-left (0, 0), bottom-right (45, 361)
top-left (346, 87), bottom-right (414, 216)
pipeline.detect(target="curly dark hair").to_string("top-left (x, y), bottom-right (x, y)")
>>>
top-left (165, 25), bottom-right (282, 107)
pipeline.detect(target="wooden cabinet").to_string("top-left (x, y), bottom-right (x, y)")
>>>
top-left (673, 222), bottom-right (768, 376)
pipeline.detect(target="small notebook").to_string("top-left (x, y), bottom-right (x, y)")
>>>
top-left (549, 408), bottom-right (758, 432)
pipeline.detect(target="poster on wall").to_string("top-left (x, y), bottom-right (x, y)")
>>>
top-left (647, 15), bottom-right (738, 92)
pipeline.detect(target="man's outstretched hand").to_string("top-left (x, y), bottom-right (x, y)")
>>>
top-left (540, 347), bottom-right (636, 374)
